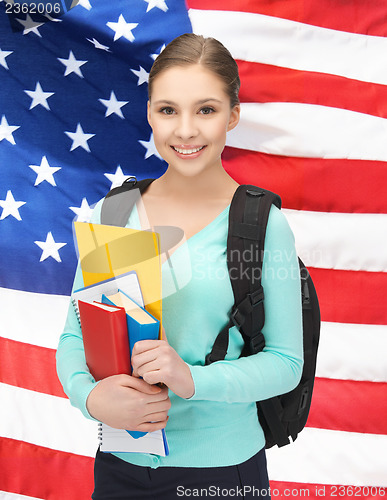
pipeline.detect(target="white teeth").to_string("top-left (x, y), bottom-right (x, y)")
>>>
top-left (173, 146), bottom-right (204, 155)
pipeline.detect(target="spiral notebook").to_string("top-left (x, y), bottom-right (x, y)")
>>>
top-left (72, 270), bottom-right (143, 318)
top-left (72, 270), bottom-right (169, 455)
top-left (98, 423), bottom-right (169, 456)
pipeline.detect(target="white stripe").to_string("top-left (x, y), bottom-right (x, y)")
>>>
top-left (0, 383), bottom-right (97, 457)
top-left (226, 102), bottom-right (387, 162)
top-left (266, 427), bottom-right (387, 486)
top-left (317, 322), bottom-right (387, 382)
top-left (4, 289), bottom-right (386, 383)
top-left (282, 209), bottom-right (387, 273)
top-left (189, 9), bottom-right (387, 86)
top-left (3, 383), bottom-right (387, 488)
top-left (0, 492), bottom-right (43, 500)
top-left (0, 287), bottom-right (69, 349)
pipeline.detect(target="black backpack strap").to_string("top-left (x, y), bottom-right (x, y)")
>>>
top-left (101, 177), bottom-right (155, 227)
top-left (205, 185), bottom-right (281, 364)
top-left (258, 396), bottom-right (291, 447)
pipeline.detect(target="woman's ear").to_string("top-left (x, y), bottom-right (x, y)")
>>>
top-left (147, 100), bottom-right (152, 126)
top-left (227, 104), bottom-right (240, 132)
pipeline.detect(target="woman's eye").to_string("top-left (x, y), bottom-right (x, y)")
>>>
top-left (199, 107), bottom-right (215, 115)
top-left (160, 107), bottom-right (175, 115)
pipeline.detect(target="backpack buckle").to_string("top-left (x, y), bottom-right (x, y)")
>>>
top-left (249, 287), bottom-right (264, 306)
top-left (301, 274), bottom-right (311, 310)
top-left (250, 332), bottom-right (265, 353)
top-left (230, 307), bottom-right (244, 329)
top-left (230, 288), bottom-right (264, 330)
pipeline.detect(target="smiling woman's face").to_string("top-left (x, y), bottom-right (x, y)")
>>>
top-left (147, 64), bottom-right (240, 178)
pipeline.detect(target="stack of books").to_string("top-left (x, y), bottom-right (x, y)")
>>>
top-left (72, 221), bottom-right (168, 457)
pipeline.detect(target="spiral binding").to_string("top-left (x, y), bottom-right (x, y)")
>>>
top-left (71, 297), bottom-right (81, 327)
top-left (98, 422), bottom-right (103, 445)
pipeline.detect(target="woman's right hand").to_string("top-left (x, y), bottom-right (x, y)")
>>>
top-left (86, 374), bottom-right (171, 432)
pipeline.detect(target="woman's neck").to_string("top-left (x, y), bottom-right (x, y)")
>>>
top-left (152, 164), bottom-right (239, 203)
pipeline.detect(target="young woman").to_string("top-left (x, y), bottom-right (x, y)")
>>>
top-left (57, 33), bottom-right (303, 499)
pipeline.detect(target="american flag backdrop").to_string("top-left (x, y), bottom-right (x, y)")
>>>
top-left (0, 0), bottom-right (386, 498)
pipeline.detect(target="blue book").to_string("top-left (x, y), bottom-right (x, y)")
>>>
top-left (102, 289), bottom-right (160, 357)
top-left (102, 289), bottom-right (161, 440)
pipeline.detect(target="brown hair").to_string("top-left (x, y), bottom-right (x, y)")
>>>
top-left (148, 33), bottom-right (240, 108)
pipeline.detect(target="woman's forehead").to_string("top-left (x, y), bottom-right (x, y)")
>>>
top-left (150, 65), bottom-right (229, 102)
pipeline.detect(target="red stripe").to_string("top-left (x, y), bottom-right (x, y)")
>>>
top-left (1, 438), bottom-right (385, 500)
top-left (237, 60), bottom-right (387, 119)
top-left (222, 148), bottom-right (387, 214)
top-left (309, 267), bottom-right (387, 325)
top-left (2, 272), bottom-right (386, 405)
top-left (270, 481), bottom-right (387, 499)
top-left (186, 0), bottom-right (387, 37)
top-left (2, 442), bottom-right (385, 500)
top-left (308, 378), bottom-right (387, 435)
top-left (0, 438), bottom-right (94, 500)
top-left (0, 337), bottom-right (66, 398)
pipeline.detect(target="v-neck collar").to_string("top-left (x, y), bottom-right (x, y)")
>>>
top-left (130, 202), bottom-right (230, 263)
top-left (183, 203), bottom-right (230, 245)
top-left (162, 203), bottom-right (230, 266)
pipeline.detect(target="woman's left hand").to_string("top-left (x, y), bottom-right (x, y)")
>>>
top-left (131, 339), bottom-right (195, 399)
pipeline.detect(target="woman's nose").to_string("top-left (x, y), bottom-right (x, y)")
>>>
top-left (175, 114), bottom-right (198, 140)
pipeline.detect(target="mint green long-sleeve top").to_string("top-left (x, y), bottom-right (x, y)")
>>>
top-left (56, 197), bottom-right (303, 469)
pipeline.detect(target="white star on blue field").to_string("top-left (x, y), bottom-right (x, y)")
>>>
top-left (0, 0), bottom-right (192, 295)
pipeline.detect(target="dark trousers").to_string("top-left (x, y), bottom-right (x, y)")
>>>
top-left (92, 448), bottom-right (271, 499)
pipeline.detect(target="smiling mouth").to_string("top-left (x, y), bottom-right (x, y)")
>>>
top-left (171, 146), bottom-right (206, 155)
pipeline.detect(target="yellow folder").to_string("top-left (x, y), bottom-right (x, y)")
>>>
top-left (73, 222), bottom-right (162, 332)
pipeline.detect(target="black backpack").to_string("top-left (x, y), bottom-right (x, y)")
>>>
top-left (101, 177), bottom-right (320, 449)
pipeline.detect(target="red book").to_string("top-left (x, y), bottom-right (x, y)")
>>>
top-left (78, 300), bottom-right (131, 380)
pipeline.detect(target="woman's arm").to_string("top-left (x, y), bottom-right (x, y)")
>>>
top-left (56, 201), bottom-right (171, 430)
top-left (131, 206), bottom-right (303, 403)
top-left (189, 205), bottom-right (303, 402)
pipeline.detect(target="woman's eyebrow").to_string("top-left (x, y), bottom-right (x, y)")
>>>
top-left (152, 98), bottom-right (222, 106)
top-left (152, 100), bottom-right (176, 106)
top-left (196, 98), bottom-right (222, 104)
